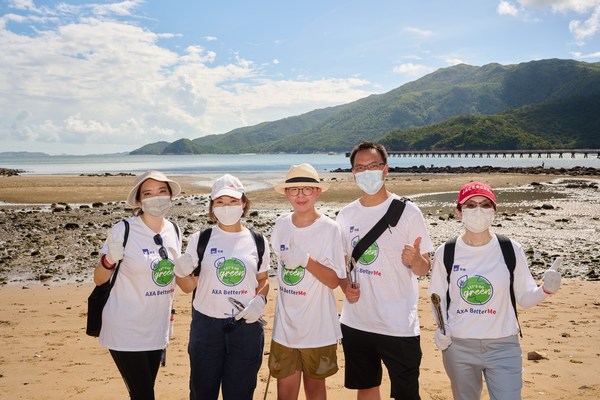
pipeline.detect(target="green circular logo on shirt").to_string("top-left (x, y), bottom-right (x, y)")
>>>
top-left (217, 258), bottom-right (246, 286)
top-left (353, 236), bottom-right (378, 265)
top-left (282, 266), bottom-right (305, 286)
top-left (459, 275), bottom-right (493, 305)
top-left (152, 258), bottom-right (175, 287)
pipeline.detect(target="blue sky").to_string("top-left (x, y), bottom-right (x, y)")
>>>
top-left (1, 0), bottom-right (599, 155)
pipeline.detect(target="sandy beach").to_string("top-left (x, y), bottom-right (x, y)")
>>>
top-left (1, 171), bottom-right (599, 399)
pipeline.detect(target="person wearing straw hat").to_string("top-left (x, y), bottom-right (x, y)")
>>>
top-left (268, 163), bottom-right (346, 400)
top-left (428, 181), bottom-right (562, 399)
top-left (336, 142), bottom-right (434, 400)
top-left (172, 174), bottom-right (270, 400)
top-left (94, 170), bottom-right (182, 400)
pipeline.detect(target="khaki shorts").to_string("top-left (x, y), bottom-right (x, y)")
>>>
top-left (268, 340), bottom-right (338, 380)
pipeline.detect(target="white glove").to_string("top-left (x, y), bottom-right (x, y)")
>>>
top-left (434, 327), bottom-right (452, 351)
top-left (542, 257), bottom-right (562, 294)
top-left (171, 248), bottom-right (195, 278)
top-left (106, 235), bottom-right (124, 265)
top-left (234, 296), bottom-right (266, 324)
top-left (281, 238), bottom-right (310, 270)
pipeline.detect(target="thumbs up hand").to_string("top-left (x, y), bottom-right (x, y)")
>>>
top-left (106, 235), bottom-right (125, 265)
top-left (401, 237), bottom-right (422, 268)
top-left (542, 257), bottom-right (562, 295)
top-left (280, 238), bottom-right (310, 270)
top-left (170, 247), bottom-right (195, 278)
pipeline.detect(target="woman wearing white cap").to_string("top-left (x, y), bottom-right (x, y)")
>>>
top-left (428, 181), bottom-right (562, 399)
top-left (172, 174), bottom-right (270, 400)
top-left (268, 163), bottom-right (346, 400)
top-left (93, 170), bottom-right (182, 400)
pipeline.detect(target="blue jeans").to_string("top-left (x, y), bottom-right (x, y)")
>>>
top-left (188, 309), bottom-right (264, 400)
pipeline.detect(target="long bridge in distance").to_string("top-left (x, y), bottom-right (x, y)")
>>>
top-left (345, 149), bottom-right (600, 159)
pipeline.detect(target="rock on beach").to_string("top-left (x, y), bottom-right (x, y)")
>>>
top-left (0, 172), bottom-right (598, 285)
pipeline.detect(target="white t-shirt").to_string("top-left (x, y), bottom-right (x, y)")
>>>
top-left (185, 226), bottom-right (271, 319)
top-left (270, 213), bottom-right (346, 348)
top-left (428, 234), bottom-right (546, 339)
top-left (336, 194), bottom-right (434, 337)
top-left (99, 217), bottom-right (181, 351)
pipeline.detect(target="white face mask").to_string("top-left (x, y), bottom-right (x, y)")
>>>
top-left (461, 207), bottom-right (495, 233)
top-left (214, 205), bottom-right (244, 226)
top-left (355, 170), bottom-right (384, 195)
top-left (141, 195), bottom-right (172, 217)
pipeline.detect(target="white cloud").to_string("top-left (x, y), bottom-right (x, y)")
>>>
top-left (392, 63), bottom-right (435, 77)
top-left (514, 0), bottom-right (600, 44)
top-left (0, 2), bottom-right (373, 154)
top-left (403, 26), bottom-right (434, 37)
top-left (569, 5), bottom-right (600, 44)
top-left (445, 58), bottom-right (466, 66)
top-left (570, 49), bottom-right (600, 57)
top-left (497, 1), bottom-right (520, 16)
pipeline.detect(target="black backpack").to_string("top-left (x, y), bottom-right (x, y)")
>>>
top-left (443, 234), bottom-right (522, 337)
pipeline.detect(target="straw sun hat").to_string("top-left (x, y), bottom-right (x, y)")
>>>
top-left (126, 170), bottom-right (181, 207)
top-left (274, 163), bottom-right (330, 194)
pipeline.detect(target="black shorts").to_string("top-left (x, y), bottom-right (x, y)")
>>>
top-left (341, 324), bottom-right (422, 400)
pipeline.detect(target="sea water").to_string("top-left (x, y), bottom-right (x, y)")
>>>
top-left (1, 153), bottom-right (598, 175)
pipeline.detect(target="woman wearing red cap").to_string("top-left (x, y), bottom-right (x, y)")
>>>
top-left (428, 181), bottom-right (562, 399)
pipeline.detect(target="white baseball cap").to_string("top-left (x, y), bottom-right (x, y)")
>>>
top-left (211, 174), bottom-right (245, 200)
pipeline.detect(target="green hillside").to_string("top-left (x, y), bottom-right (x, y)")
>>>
top-left (380, 93), bottom-right (600, 150)
top-left (130, 59), bottom-right (600, 154)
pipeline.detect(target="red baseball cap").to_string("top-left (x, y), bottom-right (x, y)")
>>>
top-left (457, 182), bottom-right (496, 205)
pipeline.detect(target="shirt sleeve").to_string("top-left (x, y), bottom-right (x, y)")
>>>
top-left (512, 240), bottom-right (547, 309)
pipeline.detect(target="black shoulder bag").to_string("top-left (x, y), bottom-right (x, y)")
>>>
top-left (348, 198), bottom-right (407, 286)
top-left (86, 220), bottom-right (129, 337)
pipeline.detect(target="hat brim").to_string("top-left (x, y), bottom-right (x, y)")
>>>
top-left (126, 176), bottom-right (181, 207)
top-left (211, 188), bottom-right (244, 200)
top-left (274, 181), bottom-right (330, 194)
top-left (458, 193), bottom-right (496, 206)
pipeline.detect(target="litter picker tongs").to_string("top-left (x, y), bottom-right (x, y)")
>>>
top-left (431, 293), bottom-right (446, 335)
top-left (228, 297), bottom-right (267, 326)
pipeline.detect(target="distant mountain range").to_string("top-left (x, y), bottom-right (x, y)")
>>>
top-left (129, 58), bottom-right (600, 154)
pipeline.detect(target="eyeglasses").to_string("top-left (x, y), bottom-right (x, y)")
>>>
top-left (153, 234), bottom-right (168, 260)
top-left (352, 162), bottom-right (386, 173)
top-left (463, 200), bottom-right (494, 209)
top-left (286, 187), bottom-right (315, 197)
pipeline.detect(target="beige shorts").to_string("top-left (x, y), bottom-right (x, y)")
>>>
top-left (268, 340), bottom-right (339, 380)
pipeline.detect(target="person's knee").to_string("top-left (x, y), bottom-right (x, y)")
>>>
top-left (303, 376), bottom-right (326, 399)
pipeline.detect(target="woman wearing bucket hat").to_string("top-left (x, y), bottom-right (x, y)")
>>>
top-left (93, 170), bottom-right (182, 400)
top-left (428, 181), bottom-right (562, 399)
top-left (172, 174), bottom-right (270, 400)
top-left (268, 163), bottom-right (346, 400)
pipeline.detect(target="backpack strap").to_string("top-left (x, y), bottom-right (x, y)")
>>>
top-left (193, 228), bottom-right (213, 277)
top-left (249, 229), bottom-right (266, 271)
top-left (350, 198), bottom-right (407, 270)
top-left (443, 236), bottom-right (457, 314)
top-left (171, 221), bottom-right (180, 240)
top-left (496, 234), bottom-right (522, 337)
top-left (108, 219), bottom-right (129, 288)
